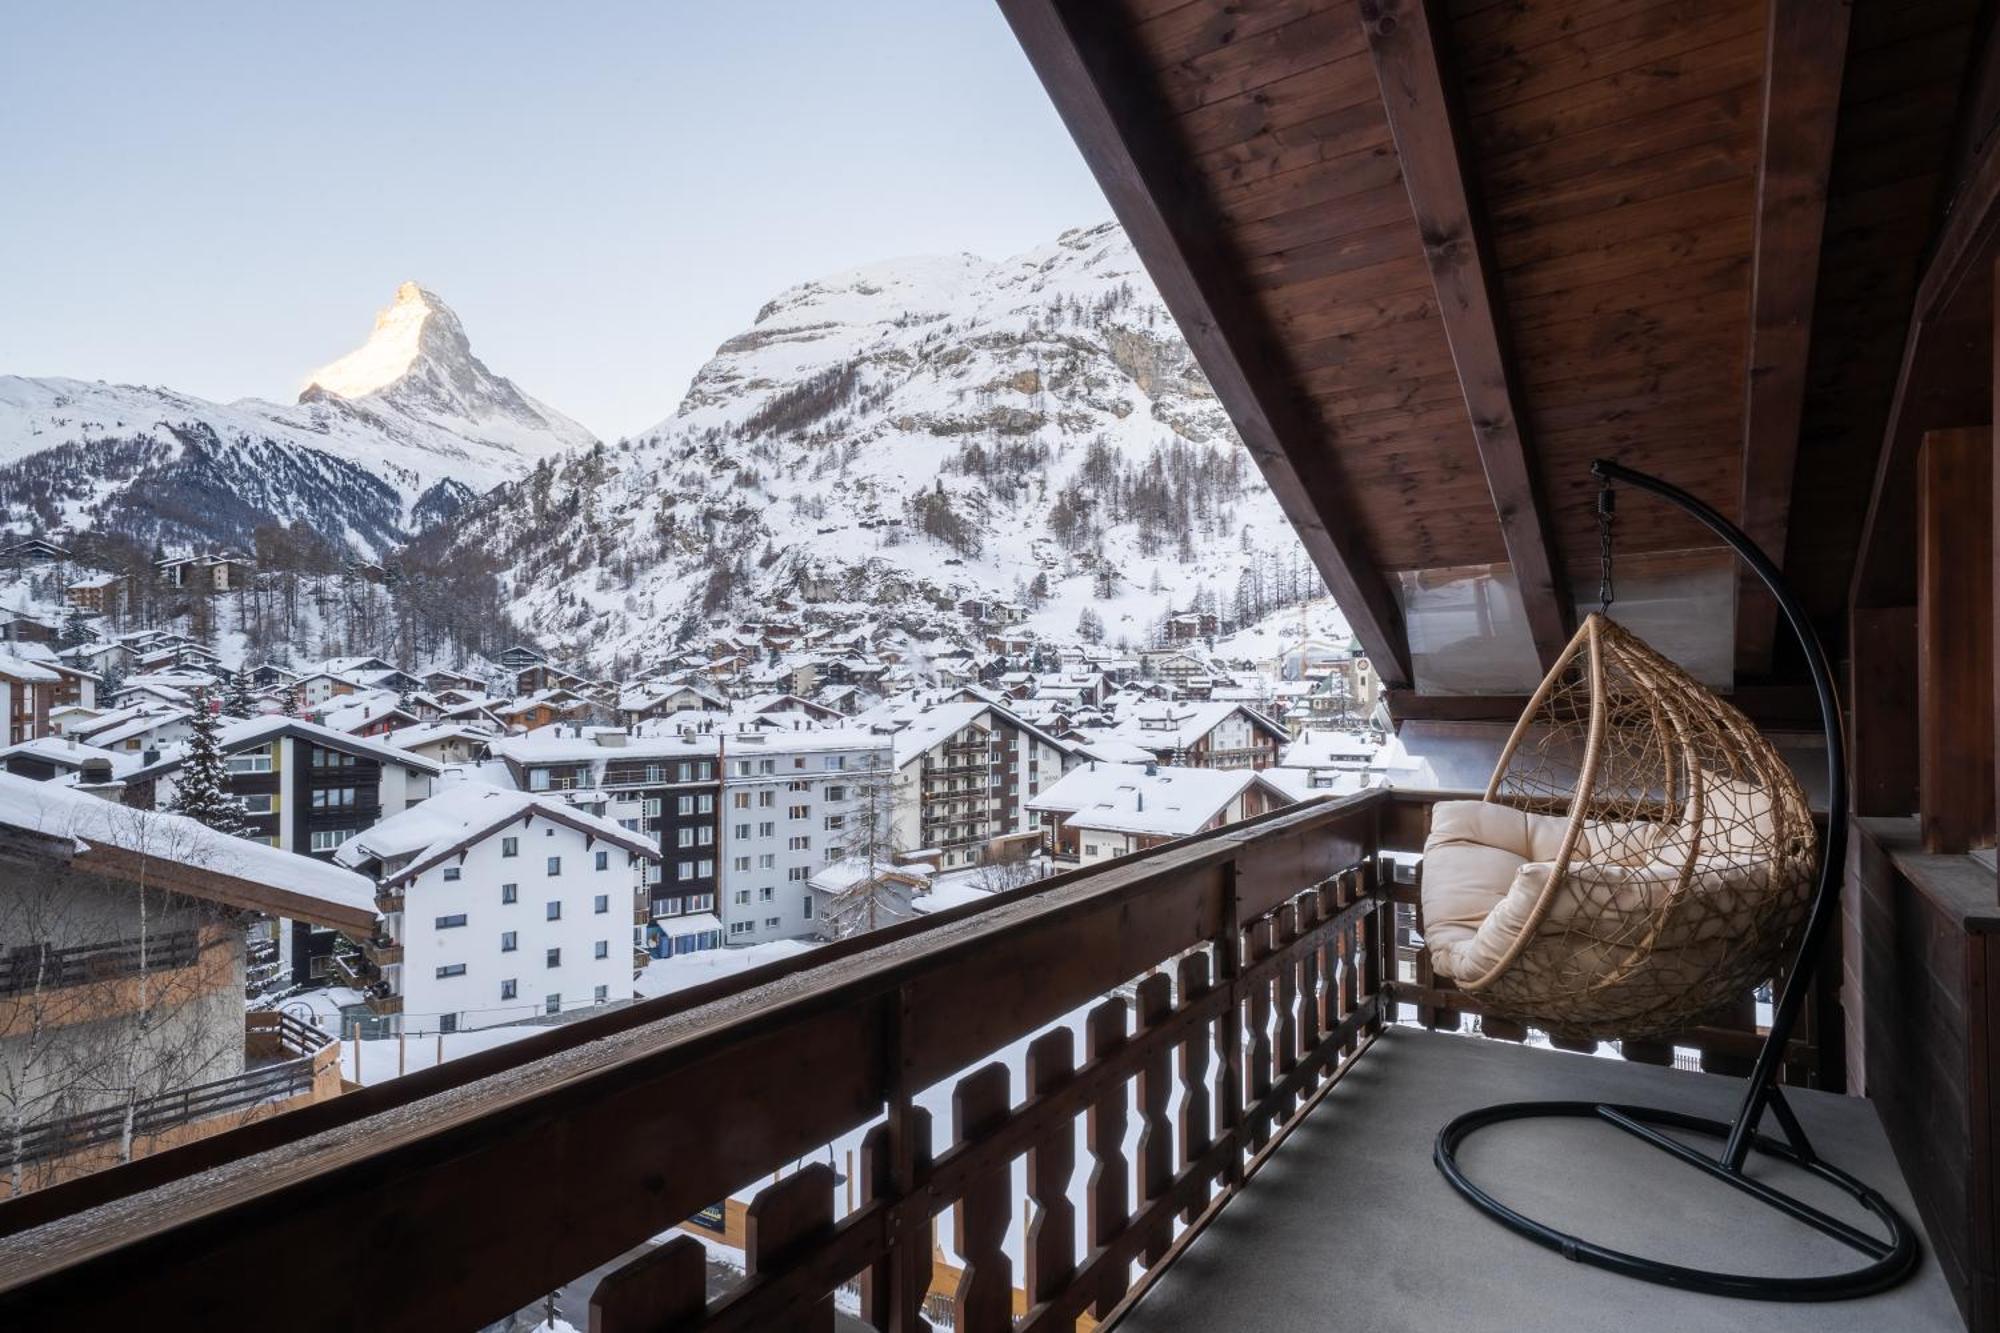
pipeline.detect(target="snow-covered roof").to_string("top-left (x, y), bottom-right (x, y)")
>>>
top-left (1027, 762), bottom-right (1285, 838)
top-left (335, 782), bottom-right (658, 885)
top-left (0, 735), bottom-right (142, 776)
top-left (1279, 729), bottom-right (1381, 768)
top-left (0, 651), bottom-right (61, 684)
top-left (77, 708), bottom-right (192, 749)
top-left (128, 716), bottom-right (444, 781)
top-left (0, 773), bottom-right (376, 930)
top-left (489, 726), bottom-right (722, 765)
top-left (808, 856), bottom-right (934, 893)
top-left (653, 911), bottom-right (724, 932)
top-left (381, 720), bottom-right (497, 752)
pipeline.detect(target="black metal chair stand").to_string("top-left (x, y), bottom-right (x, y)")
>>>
top-left (1430, 459), bottom-right (1921, 1300)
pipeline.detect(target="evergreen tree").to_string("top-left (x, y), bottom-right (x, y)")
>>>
top-left (167, 690), bottom-right (244, 836)
top-left (226, 669), bottom-right (256, 718)
top-left (58, 604), bottom-right (90, 648)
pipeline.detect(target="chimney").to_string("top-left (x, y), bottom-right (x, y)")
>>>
top-left (1144, 761), bottom-right (1157, 777)
top-left (142, 746), bottom-right (160, 766)
top-left (74, 757), bottom-right (125, 801)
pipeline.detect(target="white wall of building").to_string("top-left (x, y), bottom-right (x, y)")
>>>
top-left (388, 818), bottom-right (639, 1032)
top-left (718, 734), bottom-right (890, 946)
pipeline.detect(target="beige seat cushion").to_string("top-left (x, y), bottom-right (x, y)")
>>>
top-left (1419, 801), bottom-right (1570, 959)
top-left (1420, 799), bottom-right (1683, 984)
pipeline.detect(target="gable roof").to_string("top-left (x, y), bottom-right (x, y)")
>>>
top-left (334, 782), bottom-right (658, 887)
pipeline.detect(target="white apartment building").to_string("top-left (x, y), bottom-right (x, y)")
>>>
top-left (335, 782), bottom-right (660, 1033)
top-left (867, 700), bottom-right (1073, 869)
top-left (717, 729), bottom-right (892, 946)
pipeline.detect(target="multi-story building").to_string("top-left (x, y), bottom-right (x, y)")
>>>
top-left (873, 701), bottom-right (1073, 871)
top-left (716, 729), bottom-right (891, 946)
top-left (486, 727), bottom-right (724, 951)
top-left (123, 718), bottom-right (442, 983)
top-left (0, 652), bottom-right (60, 744)
top-left (334, 783), bottom-right (659, 1033)
top-left (1099, 701), bottom-right (1288, 771)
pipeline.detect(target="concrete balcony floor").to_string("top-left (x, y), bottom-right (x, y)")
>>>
top-left (1121, 1026), bottom-right (1959, 1332)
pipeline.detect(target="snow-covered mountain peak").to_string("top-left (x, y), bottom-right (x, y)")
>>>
top-left (300, 281), bottom-right (597, 459)
top-left (303, 281), bottom-right (443, 398)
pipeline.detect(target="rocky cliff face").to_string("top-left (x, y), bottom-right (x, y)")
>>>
top-left (447, 222), bottom-right (1312, 670)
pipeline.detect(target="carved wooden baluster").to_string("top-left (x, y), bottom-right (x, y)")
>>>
top-left (1134, 971), bottom-right (1174, 1268)
top-left (952, 1062), bottom-right (1014, 1333)
top-left (588, 1234), bottom-right (706, 1333)
top-left (860, 1106), bottom-right (932, 1333)
top-left (1175, 951), bottom-right (1213, 1225)
top-left (1362, 859), bottom-right (1390, 1037)
top-left (746, 1162), bottom-right (836, 1333)
top-left (1244, 916), bottom-right (1275, 1153)
top-left (1338, 871), bottom-right (1361, 1057)
top-left (1085, 996), bottom-right (1130, 1319)
top-left (1273, 904), bottom-right (1300, 1123)
top-left (1024, 1028), bottom-right (1076, 1310)
top-left (857, 1123), bottom-right (893, 1329)
top-left (1296, 892), bottom-right (1322, 1083)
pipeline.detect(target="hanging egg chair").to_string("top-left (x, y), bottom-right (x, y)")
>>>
top-left (1418, 612), bottom-right (1818, 1041)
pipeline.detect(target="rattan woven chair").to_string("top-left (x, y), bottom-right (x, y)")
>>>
top-left (1418, 612), bottom-right (1818, 1040)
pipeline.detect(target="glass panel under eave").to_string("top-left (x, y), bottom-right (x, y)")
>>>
top-left (1395, 563), bottom-right (1545, 694)
top-left (1570, 548), bottom-right (1736, 693)
top-left (1395, 551), bottom-right (1737, 695)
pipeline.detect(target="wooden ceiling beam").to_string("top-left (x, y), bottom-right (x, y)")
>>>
top-left (1359, 0), bottom-right (1573, 673)
top-left (998, 0), bottom-right (1415, 686)
top-left (1734, 0), bottom-right (1851, 678)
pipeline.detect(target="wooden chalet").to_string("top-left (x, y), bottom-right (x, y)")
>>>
top-left (3, 2), bottom-right (2000, 1330)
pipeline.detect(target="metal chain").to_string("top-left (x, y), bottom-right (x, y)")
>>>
top-left (1597, 482), bottom-right (1616, 614)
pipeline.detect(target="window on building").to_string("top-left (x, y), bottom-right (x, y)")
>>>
top-left (435, 914), bottom-right (467, 929)
top-left (802, 896), bottom-right (814, 919)
top-left (594, 893), bottom-right (609, 914)
top-left (826, 785), bottom-right (846, 802)
top-left (734, 889), bottom-right (750, 905)
top-left (435, 964), bottom-right (465, 979)
top-left (734, 823), bottom-right (750, 839)
top-left (308, 829), bottom-right (353, 853)
top-left (595, 850), bottom-right (610, 871)
top-left (788, 866), bottom-right (809, 882)
top-left (678, 861), bottom-right (695, 881)
top-left (677, 828), bottom-right (694, 848)
top-left (501, 882), bottom-right (518, 904)
top-left (501, 931), bottom-right (517, 952)
top-left (678, 794), bottom-right (694, 815)
top-left (311, 786), bottom-right (357, 809)
top-left (758, 822), bottom-right (774, 837)
top-left (732, 855), bottom-right (750, 872)
top-left (594, 984), bottom-right (609, 1003)
top-left (237, 793), bottom-right (274, 815)
top-left (789, 805), bottom-right (809, 819)
top-left (545, 993), bottom-right (562, 1014)
top-left (729, 921), bottom-right (752, 936)
top-left (697, 859), bottom-right (713, 877)
top-left (825, 756), bottom-right (846, 770)
top-left (824, 814), bottom-right (845, 831)
top-left (442, 867), bottom-right (461, 882)
top-left (758, 886), bottom-right (773, 902)
top-left (758, 790), bottom-right (775, 808)
top-left (764, 916), bottom-right (781, 928)
top-left (546, 901), bottom-right (562, 920)
top-left (440, 1013), bottom-right (459, 1034)
top-left (546, 947), bottom-right (561, 968)
top-left (697, 826), bottom-right (713, 845)
top-left (594, 940), bottom-right (609, 960)
top-left (789, 836), bottom-right (810, 851)
top-left (758, 853), bottom-right (775, 869)
top-left (226, 750), bottom-right (273, 775)
top-left (546, 856), bottom-right (562, 877)
top-left (502, 837), bottom-right (519, 858)
top-left (501, 979), bottom-right (517, 1001)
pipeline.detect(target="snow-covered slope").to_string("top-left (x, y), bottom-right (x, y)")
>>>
top-left (0, 285), bottom-right (596, 555)
top-left (450, 222), bottom-right (1317, 667)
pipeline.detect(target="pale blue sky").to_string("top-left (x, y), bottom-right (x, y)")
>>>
top-left (0, 2), bottom-right (1111, 438)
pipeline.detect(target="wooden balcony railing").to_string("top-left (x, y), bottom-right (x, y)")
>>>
top-left (0, 788), bottom-right (1839, 1330)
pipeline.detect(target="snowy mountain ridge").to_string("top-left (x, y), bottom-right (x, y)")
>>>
top-left (0, 285), bottom-right (596, 556)
top-left (446, 221), bottom-right (1319, 672)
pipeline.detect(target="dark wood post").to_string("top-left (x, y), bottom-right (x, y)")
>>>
top-left (1917, 427), bottom-right (1996, 852)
